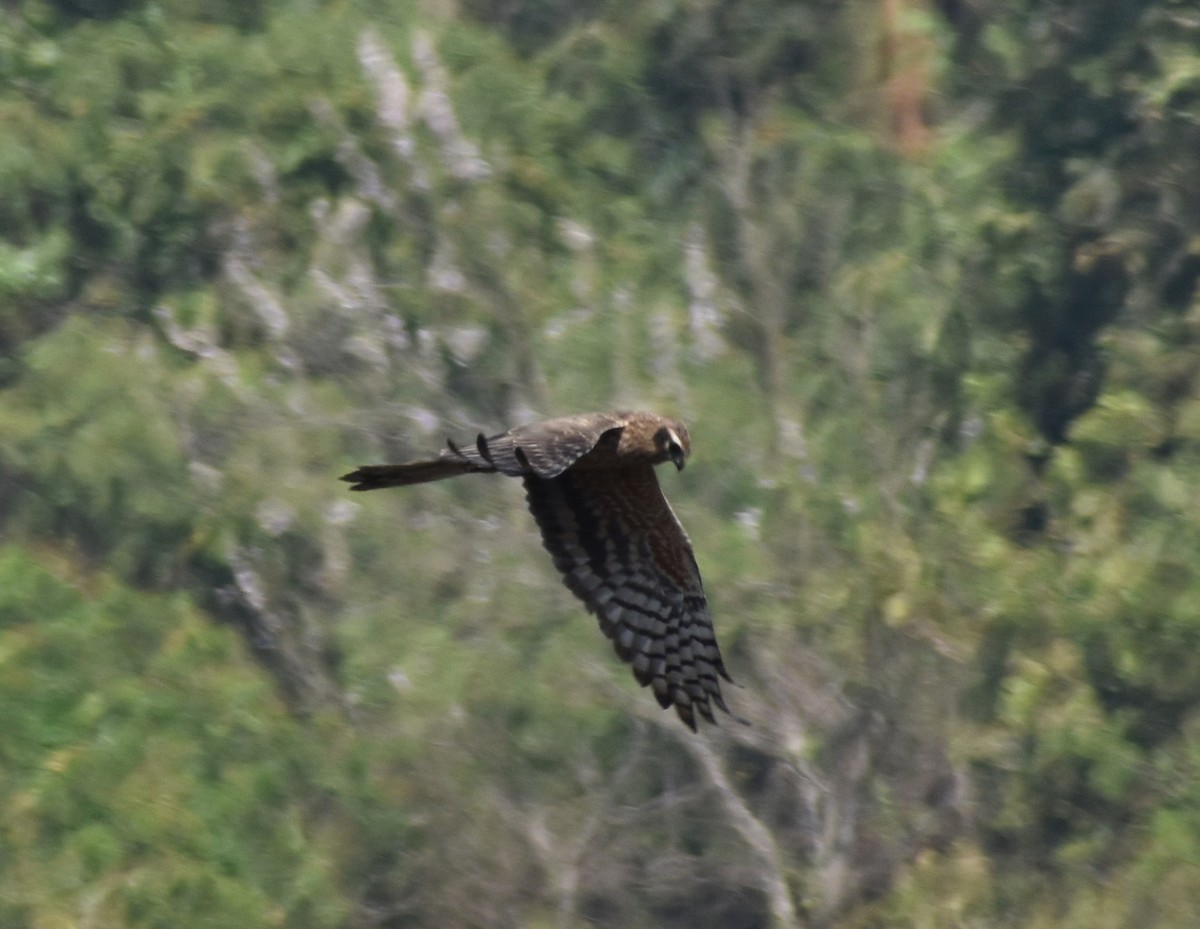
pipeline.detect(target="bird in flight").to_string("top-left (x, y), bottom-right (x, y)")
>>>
top-left (341, 411), bottom-right (735, 730)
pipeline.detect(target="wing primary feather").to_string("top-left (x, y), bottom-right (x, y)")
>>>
top-left (514, 446), bottom-right (533, 474)
top-left (476, 433), bottom-right (495, 466)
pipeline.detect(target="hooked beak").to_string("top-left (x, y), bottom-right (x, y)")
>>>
top-left (670, 448), bottom-right (686, 471)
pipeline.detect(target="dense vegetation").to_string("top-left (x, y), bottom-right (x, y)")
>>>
top-left (3, 1), bottom-right (1199, 926)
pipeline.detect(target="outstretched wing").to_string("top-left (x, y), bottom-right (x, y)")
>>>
top-left (523, 466), bottom-right (733, 730)
top-left (453, 411), bottom-right (628, 480)
top-left (342, 412), bottom-right (627, 490)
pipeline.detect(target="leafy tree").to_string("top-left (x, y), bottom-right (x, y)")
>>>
top-left (3, 0), bottom-right (1200, 927)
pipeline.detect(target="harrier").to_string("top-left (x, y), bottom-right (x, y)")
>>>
top-left (341, 411), bottom-right (734, 729)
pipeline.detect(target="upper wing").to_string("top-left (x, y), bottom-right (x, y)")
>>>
top-left (523, 466), bottom-right (733, 730)
top-left (448, 412), bottom-right (628, 480)
top-left (342, 412), bottom-right (628, 490)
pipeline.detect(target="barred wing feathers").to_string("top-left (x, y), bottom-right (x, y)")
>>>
top-left (524, 466), bottom-right (732, 730)
top-left (457, 412), bottom-right (627, 479)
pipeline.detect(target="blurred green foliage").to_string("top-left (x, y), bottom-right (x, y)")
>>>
top-left (0, 546), bottom-right (376, 928)
top-left (2, 0), bottom-right (1199, 927)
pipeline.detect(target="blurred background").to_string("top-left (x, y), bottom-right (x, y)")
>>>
top-left (3, 1), bottom-right (1200, 927)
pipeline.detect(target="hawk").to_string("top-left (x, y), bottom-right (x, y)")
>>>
top-left (341, 411), bottom-right (735, 730)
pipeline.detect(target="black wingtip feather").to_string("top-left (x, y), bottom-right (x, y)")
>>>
top-left (476, 433), bottom-right (495, 465)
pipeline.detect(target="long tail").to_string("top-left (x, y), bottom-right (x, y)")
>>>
top-left (342, 431), bottom-right (522, 490)
top-left (340, 458), bottom-right (477, 490)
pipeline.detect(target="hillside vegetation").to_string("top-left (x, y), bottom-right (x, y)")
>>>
top-left (2, 1), bottom-right (1200, 927)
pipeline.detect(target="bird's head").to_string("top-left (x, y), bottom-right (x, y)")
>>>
top-left (655, 421), bottom-right (691, 470)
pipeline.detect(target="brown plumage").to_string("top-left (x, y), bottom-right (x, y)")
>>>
top-left (341, 411), bottom-right (736, 730)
